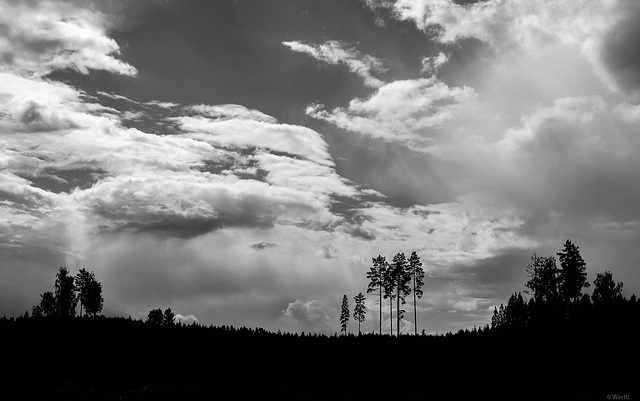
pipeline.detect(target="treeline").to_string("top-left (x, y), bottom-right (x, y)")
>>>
top-left (491, 240), bottom-right (639, 331)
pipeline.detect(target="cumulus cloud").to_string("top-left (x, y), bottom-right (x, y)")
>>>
top-left (307, 77), bottom-right (475, 148)
top-left (174, 314), bottom-right (198, 324)
top-left (283, 40), bottom-right (386, 88)
top-left (378, 0), bottom-right (636, 95)
top-left (283, 299), bottom-right (338, 334)
top-left (0, 0), bottom-right (136, 76)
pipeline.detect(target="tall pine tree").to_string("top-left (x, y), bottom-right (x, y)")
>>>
top-left (408, 252), bottom-right (425, 335)
top-left (381, 260), bottom-right (395, 335)
top-left (366, 255), bottom-right (386, 335)
top-left (353, 292), bottom-right (366, 335)
top-left (390, 252), bottom-right (411, 336)
top-left (340, 295), bottom-right (350, 336)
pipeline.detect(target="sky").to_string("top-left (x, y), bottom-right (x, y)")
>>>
top-left (1, 0), bottom-right (640, 334)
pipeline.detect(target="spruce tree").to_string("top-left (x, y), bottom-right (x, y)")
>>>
top-left (353, 292), bottom-right (366, 335)
top-left (557, 240), bottom-right (589, 304)
top-left (340, 295), bottom-right (350, 336)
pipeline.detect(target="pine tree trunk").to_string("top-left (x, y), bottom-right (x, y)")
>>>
top-left (413, 273), bottom-right (417, 336)
top-left (397, 287), bottom-right (400, 336)
top-left (378, 284), bottom-right (382, 335)
top-left (389, 299), bottom-right (393, 336)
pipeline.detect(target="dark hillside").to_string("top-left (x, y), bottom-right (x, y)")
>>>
top-left (2, 316), bottom-right (636, 400)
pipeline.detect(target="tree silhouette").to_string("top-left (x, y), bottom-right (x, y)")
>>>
top-left (390, 252), bottom-right (411, 336)
top-left (525, 254), bottom-right (559, 304)
top-left (408, 252), bottom-right (424, 335)
top-left (75, 269), bottom-right (103, 317)
top-left (163, 308), bottom-right (175, 326)
top-left (340, 295), bottom-right (350, 336)
top-left (366, 255), bottom-right (386, 335)
top-left (32, 291), bottom-right (57, 317)
top-left (353, 292), bottom-right (366, 335)
top-left (557, 240), bottom-right (589, 304)
top-left (592, 271), bottom-right (623, 305)
top-left (381, 260), bottom-right (395, 335)
top-left (147, 308), bottom-right (164, 325)
top-left (55, 267), bottom-right (77, 318)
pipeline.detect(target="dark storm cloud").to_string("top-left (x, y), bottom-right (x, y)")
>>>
top-left (601, 2), bottom-right (640, 95)
top-left (448, 248), bottom-right (532, 299)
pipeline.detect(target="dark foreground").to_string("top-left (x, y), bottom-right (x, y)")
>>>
top-left (2, 317), bottom-right (636, 400)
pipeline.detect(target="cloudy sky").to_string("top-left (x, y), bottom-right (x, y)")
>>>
top-left (2, 0), bottom-right (640, 334)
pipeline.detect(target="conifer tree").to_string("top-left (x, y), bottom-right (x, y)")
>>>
top-left (408, 252), bottom-right (425, 335)
top-left (366, 255), bottom-right (386, 335)
top-left (340, 295), bottom-right (350, 336)
top-left (557, 240), bottom-right (589, 304)
top-left (390, 252), bottom-right (411, 336)
top-left (353, 292), bottom-right (366, 335)
top-left (381, 260), bottom-right (395, 335)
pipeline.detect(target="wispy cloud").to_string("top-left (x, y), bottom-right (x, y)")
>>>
top-left (283, 40), bottom-right (386, 88)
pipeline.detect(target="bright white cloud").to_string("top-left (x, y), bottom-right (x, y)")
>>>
top-left (307, 77), bottom-right (475, 148)
top-left (283, 40), bottom-right (386, 88)
top-left (386, 0), bottom-right (626, 93)
top-left (283, 299), bottom-right (338, 334)
top-left (0, 0), bottom-right (136, 76)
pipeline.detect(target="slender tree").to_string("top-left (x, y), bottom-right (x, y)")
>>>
top-left (390, 252), bottom-right (411, 336)
top-left (340, 295), bottom-right (350, 336)
top-left (75, 269), bottom-right (90, 317)
top-left (353, 292), bottom-right (366, 335)
top-left (381, 260), bottom-right (395, 335)
top-left (366, 255), bottom-right (386, 335)
top-left (408, 252), bottom-right (425, 335)
top-left (557, 240), bottom-right (589, 304)
top-left (55, 267), bottom-right (77, 318)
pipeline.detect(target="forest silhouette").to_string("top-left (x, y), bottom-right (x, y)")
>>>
top-left (2, 239), bottom-right (637, 400)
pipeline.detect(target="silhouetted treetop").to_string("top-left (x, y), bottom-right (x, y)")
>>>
top-left (525, 254), bottom-right (559, 304)
top-left (557, 240), bottom-right (589, 303)
top-left (592, 271), bottom-right (623, 305)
